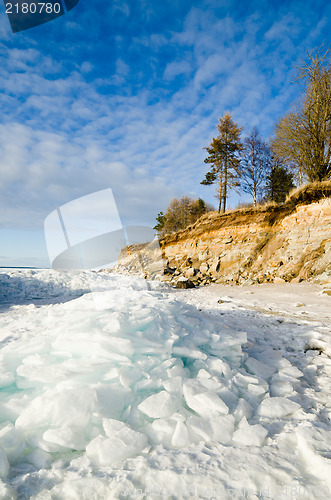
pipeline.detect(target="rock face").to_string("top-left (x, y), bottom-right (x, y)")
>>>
top-left (111, 192), bottom-right (331, 287)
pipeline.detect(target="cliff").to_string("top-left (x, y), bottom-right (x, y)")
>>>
top-left (113, 181), bottom-right (331, 287)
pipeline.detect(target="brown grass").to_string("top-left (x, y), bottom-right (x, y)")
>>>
top-left (160, 181), bottom-right (331, 245)
top-left (286, 180), bottom-right (331, 206)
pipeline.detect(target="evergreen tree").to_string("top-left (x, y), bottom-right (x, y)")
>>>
top-left (201, 113), bottom-right (242, 212)
top-left (153, 212), bottom-right (166, 233)
top-left (240, 128), bottom-right (271, 205)
top-left (265, 164), bottom-right (295, 203)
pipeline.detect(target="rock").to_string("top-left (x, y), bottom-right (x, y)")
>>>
top-left (175, 279), bottom-right (195, 289)
top-left (185, 268), bottom-right (197, 278)
top-left (199, 263), bottom-right (209, 274)
top-left (164, 262), bottom-right (176, 275)
top-left (198, 252), bottom-right (209, 262)
top-left (209, 258), bottom-right (221, 275)
top-left (273, 277), bottom-right (286, 284)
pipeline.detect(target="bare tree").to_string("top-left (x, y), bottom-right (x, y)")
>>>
top-left (240, 128), bottom-right (270, 205)
top-left (271, 47), bottom-right (331, 182)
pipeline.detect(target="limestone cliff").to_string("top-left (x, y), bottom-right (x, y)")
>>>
top-left (113, 182), bottom-right (331, 286)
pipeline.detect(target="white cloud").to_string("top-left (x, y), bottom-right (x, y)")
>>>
top-left (0, 2), bottom-right (329, 239)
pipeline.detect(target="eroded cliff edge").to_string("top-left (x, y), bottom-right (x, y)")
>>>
top-left (113, 182), bottom-right (331, 286)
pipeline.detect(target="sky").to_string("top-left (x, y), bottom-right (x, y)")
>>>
top-left (0, 0), bottom-right (330, 267)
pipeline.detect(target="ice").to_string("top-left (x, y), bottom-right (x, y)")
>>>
top-left (0, 371), bottom-right (15, 389)
top-left (0, 447), bottom-right (9, 478)
top-left (43, 427), bottom-right (87, 451)
top-left (244, 357), bottom-right (276, 380)
top-left (270, 380), bottom-right (294, 397)
top-left (144, 418), bottom-right (176, 446)
top-left (233, 418), bottom-right (268, 447)
top-left (171, 420), bottom-right (190, 448)
top-left (185, 416), bottom-right (211, 442)
top-left (86, 423), bottom-right (148, 466)
top-left (183, 380), bottom-right (229, 416)
top-left (257, 397), bottom-right (301, 418)
top-left (0, 269), bottom-right (328, 498)
top-left (138, 391), bottom-right (180, 418)
top-left (25, 449), bottom-right (52, 469)
top-left (208, 414), bottom-right (235, 443)
top-left (234, 398), bottom-right (253, 422)
top-left (0, 423), bottom-right (24, 462)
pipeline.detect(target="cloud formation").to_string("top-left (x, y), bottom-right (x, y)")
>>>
top-left (0, 0), bottom-right (330, 264)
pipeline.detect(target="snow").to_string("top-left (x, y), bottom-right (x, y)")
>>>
top-left (0, 269), bottom-right (330, 498)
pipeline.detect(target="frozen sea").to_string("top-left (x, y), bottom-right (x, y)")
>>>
top-left (0, 269), bottom-right (330, 499)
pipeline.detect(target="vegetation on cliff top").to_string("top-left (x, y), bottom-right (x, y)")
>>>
top-left (155, 47), bottom-right (331, 234)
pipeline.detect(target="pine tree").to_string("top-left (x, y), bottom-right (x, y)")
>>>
top-left (201, 113), bottom-right (242, 212)
top-left (153, 212), bottom-right (166, 233)
top-left (265, 164), bottom-right (295, 203)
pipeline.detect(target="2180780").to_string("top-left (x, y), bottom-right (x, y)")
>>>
top-left (5, 3), bottom-right (61, 14)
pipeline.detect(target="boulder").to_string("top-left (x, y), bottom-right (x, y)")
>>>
top-left (273, 277), bottom-right (286, 284)
top-left (199, 263), bottom-right (209, 275)
top-left (175, 279), bottom-right (195, 289)
top-left (185, 268), bottom-right (197, 278)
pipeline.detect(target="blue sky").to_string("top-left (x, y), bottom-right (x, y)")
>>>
top-left (0, 0), bottom-right (330, 267)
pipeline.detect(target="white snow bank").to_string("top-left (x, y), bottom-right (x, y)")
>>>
top-left (0, 270), bottom-right (330, 498)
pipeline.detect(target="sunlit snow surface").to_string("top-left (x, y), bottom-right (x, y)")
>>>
top-left (0, 270), bottom-right (330, 499)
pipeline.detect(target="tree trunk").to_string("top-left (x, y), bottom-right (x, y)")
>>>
top-left (222, 159), bottom-right (228, 213)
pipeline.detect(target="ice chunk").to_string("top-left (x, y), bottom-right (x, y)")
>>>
top-left (183, 380), bottom-right (228, 417)
top-left (144, 418), bottom-right (176, 447)
top-left (163, 376), bottom-right (183, 394)
top-left (217, 388), bottom-right (238, 412)
top-left (206, 358), bottom-right (231, 378)
top-left (167, 364), bottom-right (187, 379)
top-left (0, 371), bottom-right (15, 389)
top-left (277, 366), bottom-right (303, 381)
top-left (244, 357), bottom-right (276, 380)
top-left (186, 416), bottom-right (211, 443)
top-left (270, 380), bottom-right (294, 397)
top-left (257, 397), bottom-right (301, 418)
top-left (208, 415), bottom-right (235, 444)
top-left (233, 418), bottom-right (268, 447)
top-left (86, 425), bottom-right (148, 466)
top-left (43, 426), bottom-right (87, 450)
top-left (171, 420), bottom-right (190, 448)
top-left (0, 447), bottom-right (9, 478)
top-left (0, 423), bottom-right (25, 462)
top-left (138, 390), bottom-right (180, 418)
top-left (197, 369), bottom-right (211, 379)
top-left (234, 399), bottom-right (253, 422)
top-left (172, 346), bottom-right (207, 360)
top-left (247, 383), bottom-right (267, 396)
top-left (102, 418), bottom-right (127, 437)
top-left (25, 448), bottom-right (52, 469)
top-left (16, 387), bottom-right (96, 430)
top-left (96, 384), bottom-right (132, 419)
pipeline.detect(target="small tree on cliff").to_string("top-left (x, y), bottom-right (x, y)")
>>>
top-left (153, 212), bottom-right (166, 233)
top-left (154, 196), bottom-right (209, 236)
top-left (265, 163), bottom-right (295, 203)
top-left (240, 128), bottom-right (271, 205)
top-left (201, 113), bottom-right (242, 212)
